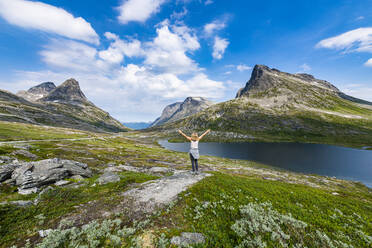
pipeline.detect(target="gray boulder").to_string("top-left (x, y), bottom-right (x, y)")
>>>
top-left (11, 150), bottom-right (38, 159)
top-left (18, 187), bottom-right (38, 195)
top-left (0, 163), bottom-right (20, 182)
top-left (170, 232), bottom-right (206, 246)
top-left (11, 158), bottom-right (92, 191)
top-left (97, 172), bottom-right (120, 184)
top-left (0, 156), bottom-right (16, 164)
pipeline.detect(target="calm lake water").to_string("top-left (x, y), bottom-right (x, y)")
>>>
top-left (158, 140), bottom-right (372, 188)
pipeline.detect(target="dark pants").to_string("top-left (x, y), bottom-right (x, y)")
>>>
top-left (190, 153), bottom-right (198, 172)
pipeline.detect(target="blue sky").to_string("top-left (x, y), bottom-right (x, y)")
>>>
top-left (0, 0), bottom-right (371, 122)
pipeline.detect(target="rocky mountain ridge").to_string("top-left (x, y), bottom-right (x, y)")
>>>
top-left (0, 79), bottom-right (128, 132)
top-left (40, 79), bottom-right (90, 104)
top-left (155, 65), bottom-right (372, 146)
top-left (151, 97), bottom-right (214, 127)
top-left (17, 82), bottom-right (56, 102)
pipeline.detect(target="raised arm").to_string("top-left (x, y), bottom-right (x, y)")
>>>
top-left (198, 129), bottom-right (211, 140)
top-left (178, 130), bottom-right (191, 141)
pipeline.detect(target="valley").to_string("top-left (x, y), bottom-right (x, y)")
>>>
top-left (0, 121), bottom-right (371, 247)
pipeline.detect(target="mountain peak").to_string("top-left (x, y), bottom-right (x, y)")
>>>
top-left (40, 78), bottom-right (88, 104)
top-left (236, 64), bottom-right (340, 98)
top-left (151, 96), bottom-right (214, 127)
top-left (17, 82), bottom-right (56, 102)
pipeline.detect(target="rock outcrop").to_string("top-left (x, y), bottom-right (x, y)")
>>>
top-left (17, 82), bottom-right (56, 102)
top-left (151, 97), bottom-right (214, 127)
top-left (122, 171), bottom-right (210, 213)
top-left (97, 172), bottom-right (120, 184)
top-left (0, 158), bottom-right (92, 194)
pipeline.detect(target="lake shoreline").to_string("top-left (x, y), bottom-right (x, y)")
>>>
top-left (158, 139), bottom-right (372, 188)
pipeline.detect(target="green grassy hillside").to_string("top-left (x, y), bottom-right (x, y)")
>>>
top-left (0, 121), bottom-right (371, 247)
top-left (152, 66), bottom-right (372, 148)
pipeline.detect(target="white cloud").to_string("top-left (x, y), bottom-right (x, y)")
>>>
top-left (99, 32), bottom-right (143, 64)
top-left (355, 16), bottom-right (365, 21)
top-left (364, 58), bottom-right (372, 67)
top-left (5, 20), bottom-right (226, 121)
top-left (299, 63), bottom-right (311, 72)
top-left (0, 0), bottom-right (99, 44)
top-left (144, 23), bottom-right (200, 74)
top-left (117, 0), bottom-right (166, 24)
top-left (212, 36), bottom-right (229, 60)
top-left (204, 20), bottom-right (226, 36)
top-left (317, 27), bottom-right (372, 67)
top-left (204, 0), bottom-right (213, 5)
top-left (317, 27), bottom-right (372, 52)
top-left (40, 39), bottom-right (101, 72)
top-left (237, 64), bottom-right (252, 71)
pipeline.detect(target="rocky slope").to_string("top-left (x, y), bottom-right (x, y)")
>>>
top-left (0, 79), bottom-right (128, 132)
top-left (17, 82), bottom-right (56, 102)
top-left (151, 97), bottom-right (214, 127)
top-left (156, 65), bottom-right (372, 146)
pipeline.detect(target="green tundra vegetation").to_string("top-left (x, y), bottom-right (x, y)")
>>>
top-left (0, 121), bottom-right (371, 248)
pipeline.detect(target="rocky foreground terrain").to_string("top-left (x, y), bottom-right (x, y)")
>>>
top-left (0, 121), bottom-right (371, 247)
top-left (0, 79), bottom-right (128, 133)
top-left (153, 65), bottom-right (372, 148)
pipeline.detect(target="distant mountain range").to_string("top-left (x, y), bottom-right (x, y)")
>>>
top-left (150, 65), bottom-right (372, 146)
top-left (0, 79), bottom-right (128, 132)
top-left (150, 97), bottom-right (214, 127)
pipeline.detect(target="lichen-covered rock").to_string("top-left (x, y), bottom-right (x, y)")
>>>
top-left (170, 232), bottom-right (205, 246)
top-left (97, 172), bottom-right (120, 184)
top-left (11, 158), bottom-right (92, 191)
top-left (0, 163), bottom-right (20, 182)
top-left (0, 156), bottom-right (16, 164)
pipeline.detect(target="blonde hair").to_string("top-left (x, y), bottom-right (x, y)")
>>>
top-left (191, 132), bottom-right (199, 141)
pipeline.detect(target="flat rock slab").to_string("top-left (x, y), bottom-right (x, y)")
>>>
top-left (105, 164), bottom-right (173, 175)
top-left (55, 180), bottom-right (71, 186)
top-left (123, 171), bottom-right (210, 213)
top-left (97, 172), bottom-right (121, 184)
top-left (171, 232), bottom-right (206, 246)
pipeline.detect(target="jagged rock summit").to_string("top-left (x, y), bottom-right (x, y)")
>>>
top-left (17, 82), bottom-right (56, 102)
top-left (40, 78), bottom-right (88, 104)
top-left (0, 79), bottom-right (128, 132)
top-left (236, 64), bottom-right (339, 98)
top-left (151, 96), bottom-right (214, 127)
